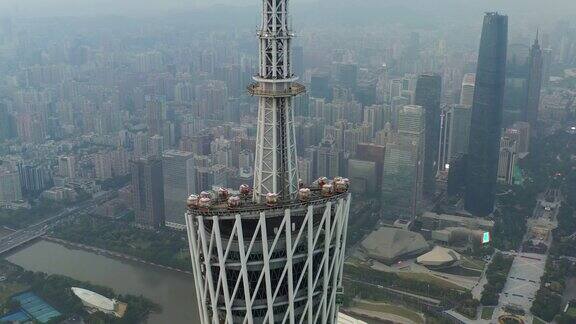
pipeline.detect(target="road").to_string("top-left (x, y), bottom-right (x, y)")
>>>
top-left (490, 189), bottom-right (561, 323)
top-left (471, 253), bottom-right (493, 300)
top-left (0, 193), bottom-right (113, 255)
top-left (343, 277), bottom-right (443, 307)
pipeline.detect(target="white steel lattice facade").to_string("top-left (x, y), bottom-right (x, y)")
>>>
top-left (185, 0), bottom-right (351, 323)
top-left (185, 195), bottom-right (351, 323)
top-left (249, 0), bottom-right (305, 203)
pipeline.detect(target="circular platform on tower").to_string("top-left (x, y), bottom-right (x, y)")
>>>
top-left (247, 82), bottom-right (306, 97)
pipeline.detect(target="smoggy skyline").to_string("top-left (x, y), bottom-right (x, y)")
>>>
top-left (0, 0), bottom-right (575, 19)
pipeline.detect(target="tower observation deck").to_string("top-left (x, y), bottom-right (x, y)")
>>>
top-left (185, 0), bottom-right (351, 323)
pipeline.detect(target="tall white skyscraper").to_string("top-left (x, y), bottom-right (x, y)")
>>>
top-left (185, 1), bottom-right (352, 323)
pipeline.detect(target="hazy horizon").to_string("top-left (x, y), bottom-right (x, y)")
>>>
top-left (0, 0), bottom-right (575, 19)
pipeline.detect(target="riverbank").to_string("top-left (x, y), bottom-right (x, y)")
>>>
top-left (0, 260), bottom-right (158, 323)
top-left (50, 214), bottom-right (192, 272)
top-left (43, 236), bottom-right (193, 275)
top-left (6, 240), bottom-right (199, 324)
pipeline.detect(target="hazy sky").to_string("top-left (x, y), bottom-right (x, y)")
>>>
top-left (0, 0), bottom-right (575, 19)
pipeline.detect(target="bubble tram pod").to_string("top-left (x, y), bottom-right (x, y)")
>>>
top-left (184, 0), bottom-right (352, 322)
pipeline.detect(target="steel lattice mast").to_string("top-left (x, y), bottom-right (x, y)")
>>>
top-left (249, 0), bottom-right (305, 202)
top-left (185, 1), bottom-right (351, 323)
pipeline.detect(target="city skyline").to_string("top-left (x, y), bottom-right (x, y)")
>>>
top-left (0, 1), bottom-right (574, 324)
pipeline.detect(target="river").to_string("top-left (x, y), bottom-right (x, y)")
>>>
top-left (6, 240), bottom-right (200, 324)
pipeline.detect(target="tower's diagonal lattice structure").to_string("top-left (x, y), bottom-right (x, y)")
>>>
top-left (185, 1), bottom-right (351, 323)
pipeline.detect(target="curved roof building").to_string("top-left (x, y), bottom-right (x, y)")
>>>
top-left (416, 246), bottom-right (462, 268)
top-left (360, 227), bottom-right (429, 264)
top-left (71, 287), bottom-right (126, 318)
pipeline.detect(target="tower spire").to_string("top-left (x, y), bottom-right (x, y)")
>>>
top-left (248, 0), bottom-right (305, 202)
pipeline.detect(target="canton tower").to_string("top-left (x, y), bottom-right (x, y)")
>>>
top-left (185, 0), bottom-right (352, 323)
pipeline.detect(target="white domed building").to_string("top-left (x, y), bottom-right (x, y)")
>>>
top-left (416, 246), bottom-right (462, 269)
top-left (71, 287), bottom-right (127, 318)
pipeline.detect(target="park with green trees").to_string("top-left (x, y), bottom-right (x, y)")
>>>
top-left (51, 214), bottom-right (192, 271)
top-left (480, 252), bottom-right (513, 306)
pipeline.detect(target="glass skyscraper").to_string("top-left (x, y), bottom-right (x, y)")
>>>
top-left (414, 73), bottom-right (441, 197)
top-left (525, 32), bottom-right (543, 131)
top-left (465, 12), bottom-right (508, 217)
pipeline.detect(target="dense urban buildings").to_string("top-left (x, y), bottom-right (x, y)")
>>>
top-left (0, 1), bottom-right (575, 323)
top-left (465, 12), bottom-right (509, 217)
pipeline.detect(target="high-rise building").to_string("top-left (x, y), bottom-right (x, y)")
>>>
top-left (363, 106), bottom-right (376, 137)
top-left (146, 97), bottom-right (165, 137)
top-left (163, 150), bottom-right (195, 230)
top-left (315, 138), bottom-right (345, 179)
top-left (0, 103), bottom-right (14, 141)
top-left (503, 43), bottom-right (529, 126)
top-left (414, 74), bottom-right (441, 196)
top-left (375, 64), bottom-right (389, 104)
top-left (524, 32), bottom-right (543, 131)
top-left (382, 137), bottom-right (422, 219)
top-left (58, 156), bottom-right (76, 179)
top-left (334, 62), bottom-right (358, 91)
top-left (382, 105), bottom-right (425, 219)
top-left (465, 12), bottom-right (508, 217)
top-left (94, 152), bottom-right (113, 180)
top-left (133, 132), bottom-right (149, 159)
top-left (348, 159), bottom-right (377, 193)
top-left (390, 96), bottom-right (410, 130)
top-left (459, 73), bottom-right (476, 107)
top-left (148, 134), bottom-right (164, 158)
top-left (542, 48), bottom-right (552, 88)
top-left (297, 157), bottom-right (313, 185)
top-left (498, 135), bottom-right (517, 185)
top-left (0, 169), bottom-right (22, 203)
top-left (111, 149), bottom-right (130, 176)
top-left (509, 122), bottom-right (530, 155)
top-left (389, 79), bottom-right (403, 100)
top-left (137, 51), bottom-right (163, 73)
top-left (447, 154), bottom-right (467, 197)
top-left (356, 143), bottom-right (386, 189)
top-left (448, 104), bottom-right (472, 161)
top-left (185, 1), bottom-right (351, 322)
top-left (131, 157), bottom-right (165, 229)
top-left (398, 105), bottom-right (426, 136)
top-left (18, 163), bottom-right (52, 195)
